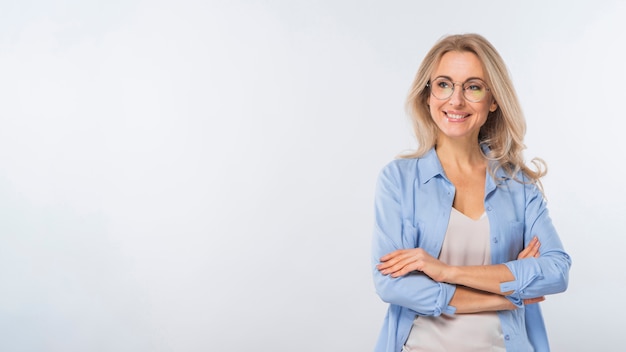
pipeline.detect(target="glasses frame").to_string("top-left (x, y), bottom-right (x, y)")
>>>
top-left (426, 77), bottom-right (491, 103)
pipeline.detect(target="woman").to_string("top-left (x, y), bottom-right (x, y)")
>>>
top-left (371, 33), bottom-right (571, 351)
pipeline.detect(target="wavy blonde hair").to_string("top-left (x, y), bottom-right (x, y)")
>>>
top-left (403, 33), bottom-right (546, 185)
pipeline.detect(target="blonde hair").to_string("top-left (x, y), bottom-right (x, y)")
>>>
top-left (403, 33), bottom-right (546, 185)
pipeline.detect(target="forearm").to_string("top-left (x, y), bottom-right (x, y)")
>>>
top-left (446, 264), bottom-right (515, 296)
top-left (449, 285), bottom-right (515, 313)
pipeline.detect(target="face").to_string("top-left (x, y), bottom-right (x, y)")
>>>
top-left (427, 51), bottom-right (497, 144)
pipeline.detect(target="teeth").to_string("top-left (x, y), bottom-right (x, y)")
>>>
top-left (447, 113), bottom-right (466, 119)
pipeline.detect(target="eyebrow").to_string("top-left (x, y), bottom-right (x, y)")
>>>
top-left (433, 75), bottom-right (486, 82)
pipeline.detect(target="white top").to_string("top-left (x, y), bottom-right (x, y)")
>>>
top-left (403, 208), bottom-right (506, 352)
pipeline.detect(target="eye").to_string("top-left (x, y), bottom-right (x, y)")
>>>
top-left (465, 80), bottom-right (485, 91)
top-left (436, 79), bottom-right (452, 89)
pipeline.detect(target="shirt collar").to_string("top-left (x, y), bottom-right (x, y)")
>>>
top-left (417, 146), bottom-right (512, 187)
top-left (418, 148), bottom-right (446, 184)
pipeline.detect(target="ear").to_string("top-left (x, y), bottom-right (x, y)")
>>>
top-left (489, 100), bottom-right (498, 112)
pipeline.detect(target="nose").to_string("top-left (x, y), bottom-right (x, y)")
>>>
top-left (448, 83), bottom-right (465, 106)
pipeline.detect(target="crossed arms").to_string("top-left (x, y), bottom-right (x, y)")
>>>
top-left (376, 237), bottom-right (544, 314)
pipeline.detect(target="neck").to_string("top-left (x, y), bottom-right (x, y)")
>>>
top-left (435, 138), bottom-right (485, 168)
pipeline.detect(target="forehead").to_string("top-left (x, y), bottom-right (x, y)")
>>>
top-left (432, 51), bottom-right (485, 80)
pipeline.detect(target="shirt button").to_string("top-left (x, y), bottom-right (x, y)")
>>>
top-left (493, 237), bottom-right (498, 244)
top-left (486, 206), bottom-right (492, 211)
top-left (505, 335), bottom-right (510, 341)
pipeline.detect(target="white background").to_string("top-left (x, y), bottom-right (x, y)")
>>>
top-left (0, 1), bottom-right (624, 351)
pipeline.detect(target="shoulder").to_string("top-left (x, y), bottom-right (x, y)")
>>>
top-left (498, 169), bottom-right (545, 201)
top-left (379, 149), bottom-right (440, 184)
top-left (381, 157), bottom-right (419, 172)
top-left (377, 157), bottom-right (420, 181)
top-left (376, 155), bottom-right (435, 194)
top-left (374, 158), bottom-right (421, 200)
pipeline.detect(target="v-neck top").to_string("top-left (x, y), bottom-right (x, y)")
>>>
top-left (403, 208), bottom-right (506, 351)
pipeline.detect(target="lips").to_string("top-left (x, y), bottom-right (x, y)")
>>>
top-left (445, 111), bottom-right (470, 120)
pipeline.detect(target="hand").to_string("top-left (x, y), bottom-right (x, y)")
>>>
top-left (377, 248), bottom-right (449, 282)
top-left (523, 296), bottom-right (545, 305)
top-left (517, 236), bottom-right (541, 260)
top-left (501, 295), bottom-right (545, 310)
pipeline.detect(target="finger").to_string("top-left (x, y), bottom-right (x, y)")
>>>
top-left (533, 239), bottom-right (541, 258)
top-left (384, 256), bottom-right (416, 276)
top-left (392, 253), bottom-right (433, 277)
top-left (389, 260), bottom-right (419, 278)
top-left (523, 296), bottom-right (545, 305)
top-left (385, 255), bottom-right (423, 277)
top-left (379, 250), bottom-right (411, 264)
top-left (518, 237), bottom-right (540, 259)
top-left (518, 246), bottom-right (533, 260)
top-left (525, 238), bottom-right (541, 259)
top-left (520, 237), bottom-right (537, 255)
top-left (526, 296), bottom-right (546, 303)
top-left (378, 251), bottom-right (412, 272)
top-left (527, 240), bottom-right (539, 258)
top-left (380, 249), bottom-right (412, 262)
top-left (379, 250), bottom-right (401, 262)
top-left (517, 246), bottom-right (531, 259)
top-left (377, 260), bottom-right (397, 271)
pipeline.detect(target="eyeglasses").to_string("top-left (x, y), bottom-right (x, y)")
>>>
top-left (427, 77), bottom-right (491, 103)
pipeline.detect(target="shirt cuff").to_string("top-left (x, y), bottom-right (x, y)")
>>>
top-left (501, 258), bottom-right (543, 301)
top-left (439, 283), bottom-right (457, 316)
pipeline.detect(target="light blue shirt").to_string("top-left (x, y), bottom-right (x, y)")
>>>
top-left (371, 148), bottom-right (571, 352)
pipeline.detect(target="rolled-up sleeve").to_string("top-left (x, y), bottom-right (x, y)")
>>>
top-left (372, 162), bottom-right (457, 316)
top-left (500, 180), bottom-right (572, 304)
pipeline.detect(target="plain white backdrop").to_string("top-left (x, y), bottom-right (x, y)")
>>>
top-left (0, 0), bottom-right (624, 351)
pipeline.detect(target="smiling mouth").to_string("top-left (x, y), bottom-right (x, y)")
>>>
top-left (445, 112), bottom-right (469, 120)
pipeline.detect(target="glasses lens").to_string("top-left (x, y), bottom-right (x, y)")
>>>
top-left (463, 80), bottom-right (487, 102)
top-left (430, 78), bottom-right (453, 100)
